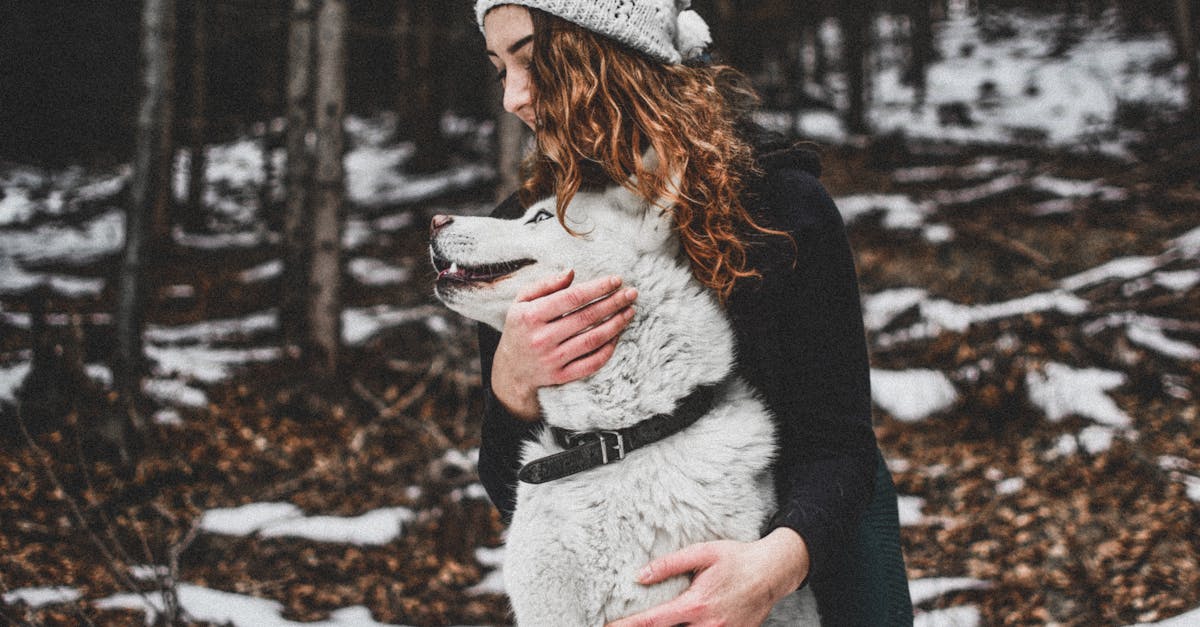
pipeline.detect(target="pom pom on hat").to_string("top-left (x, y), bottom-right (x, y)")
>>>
top-left (674, 10), bottom-right (711, 61)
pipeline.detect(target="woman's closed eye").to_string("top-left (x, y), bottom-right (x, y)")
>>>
top-left (525, 209), bottom-right (553, 225)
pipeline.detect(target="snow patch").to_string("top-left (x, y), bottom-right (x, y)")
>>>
top-left (349, 257), bottom-right (411, 286)
top-left (896, 495), bottom-right (929, 527)
top-left (142, 377), bottom-right (209, 409)
top-left (468, 546), bottom-right (507, 596)
top-left (259, 507), bottom-right (415, 546)
top-left (200, 502), bottom-right (304, 536)
top-left (145, 310), bottom-right (278, 345)
top-left (1126, 322), bottom-right (1200, 361)
top-left (98, 583), bottom-right (409, 627)
top-left (2, 586), bottom-right (82, 608)
top-left (342, 305), bottom-right (443, 345)
top-left (0, 361), bottom-right (32, 403)
top-left (200, 502), bottom-right (415, 546)
top-left (910, 577), bottom-right (992, 606)
top-left (914, 605), bottom-right (982, 627)
top-left (836, 194), bottom-right (930, 229)
top-left (1059, 256), bottom-right (1160, 291)
top-left (1026, 362), bottom-right (1130, 427)
top-left (871, 369), bottom-right (959, 421)
top-left (863, 288), bottom-right (929, 331)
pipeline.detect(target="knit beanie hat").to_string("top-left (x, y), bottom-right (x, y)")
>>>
top-left (474, 0), bottom-right (713, 65)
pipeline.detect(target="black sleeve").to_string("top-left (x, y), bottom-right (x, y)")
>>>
top-left (476, 323), bottom-right (540, 524)
top-left (474, 192), bottom-right (539, 524)
top-left (730, 165), bottom-right (877, 586)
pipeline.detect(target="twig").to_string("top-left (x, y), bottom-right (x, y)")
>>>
top-left (955, 222), bottom-right (1054, 270)
top-left (14, 405), bottom-right (153, 609)
top-left (351, 361), bottom-right (454, 450)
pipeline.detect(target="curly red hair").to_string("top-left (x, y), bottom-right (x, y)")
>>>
top-left (518, 9), bottom-right (786, 302)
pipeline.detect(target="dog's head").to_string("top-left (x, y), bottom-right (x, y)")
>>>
top-left (429, 183), bottom-right (675, 330)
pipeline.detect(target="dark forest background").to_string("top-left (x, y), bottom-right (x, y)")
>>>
top-left (1, 0), bottom-right (1195, 168)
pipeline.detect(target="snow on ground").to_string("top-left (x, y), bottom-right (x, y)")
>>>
top-left (349, 257), bottom-right (412, 286)
top-left (914, 605), bottom-right (983, 627)
top-left (863, 288), bottom-right (929, 331)
top-left (98, 584), bottom-right (413, 627)
top-left (0, 361), bottom-right (31, 403)
top-left (1025, 362), bottom-right (1131, 427)
top-left (238, 259), bottom-right (283, 283)
top-left (142, 377), bottom-right (209, 409)
top-left (896, 495), bottom-right (929, 527)
top-left (1157, 457), bottom-right (1200, 503)
top-left (873, 290), bottom-right (1089, 347)
top-left (144, 310), bottom-right (278, 344)
top-left (909, 577), bottom-right (992, 606)
top-left (1125, 321), bottom-right (1200, 361)
top-left (868, 6), bottom-right (1181, 153)
top-left (200, 502), bottom-right (416, 546)
top-left (1131, 606), bottom-right (1200, 626)
top-left (836, 194), bottom-right (931, 229)
top-left (2, 586), bottom-right (82, 608)
top-left (467, 546), bottom-right (506, 596)
top-left (0, 208), bottom-right (124, 264)
top-left (342, 304), bottom-right (447, 345)
top-left (1059, 256), bottom-right (1162, 291)
top-left (870, 369), bottom-right (959, 422)
top-left (146, 344), bottom-right (281, 384)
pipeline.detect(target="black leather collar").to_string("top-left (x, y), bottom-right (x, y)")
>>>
top-left (517, 378), bottom-right (729, 484)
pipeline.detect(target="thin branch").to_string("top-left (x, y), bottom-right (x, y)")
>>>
top-left (14, 405), bottom-right (153, 607)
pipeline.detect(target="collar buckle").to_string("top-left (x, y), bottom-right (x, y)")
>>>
top-left (566, 430), bottom-right (626, 465)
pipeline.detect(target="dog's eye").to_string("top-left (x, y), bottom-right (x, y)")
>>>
top-left (526, 209), bottom-right (554, 225)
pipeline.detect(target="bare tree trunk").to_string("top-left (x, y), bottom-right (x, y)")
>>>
top-left (408, 1), bottom-right (447, 172)
top-left (149, 1), bottom-right (177, 243)
top-left (115, 0), bottom-right (176, 455)
top-left (1176, 0), bottom-right (1200, 116)
top-left (185, 0), bottom-right (209, 232)
top-left (839, 2), bottom-right (872, 134)
top-left (309, 0), bottom-right (346, 378)
top-left (494, 77), bottom-right (529, 202)
top-left (906, 0), bottom-right (932, 108)
top-left (394, 1), bottom-right (415, 133)
top-left (282, 0), bottom-right (316, 361)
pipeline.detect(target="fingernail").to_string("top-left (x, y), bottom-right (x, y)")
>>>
top-left (636, 566), bottom-right (652, 582)
top-left (623, 288), bottom-right (638, 301)
top-left (609, 276), bottom-right (621, 288)
top-left (623, 307), bottom-right (635, 319)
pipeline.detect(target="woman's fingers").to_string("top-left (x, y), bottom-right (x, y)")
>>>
top-left (516, 268), bottom-right (576, 303)
top-left (556, 336), bottom-right (620, 384)
top-left (539, 274), bottom-right (625, 321)
top-left (550, 285), bottom-right (637, 340)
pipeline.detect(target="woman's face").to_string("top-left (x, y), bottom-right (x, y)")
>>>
top-left (483, 6), bottom-right (537, 131)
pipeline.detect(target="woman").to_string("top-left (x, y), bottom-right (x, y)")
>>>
top-left (471, 2), bottom-right (912, 624)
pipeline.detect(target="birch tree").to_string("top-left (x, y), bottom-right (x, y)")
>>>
top-left (114, 0), bottom-right (177, 456)
top-left (309, 0), bottom-right (347, 378)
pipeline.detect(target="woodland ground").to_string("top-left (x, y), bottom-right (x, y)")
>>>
top-left (1, 114), bottom-right (1199, 626)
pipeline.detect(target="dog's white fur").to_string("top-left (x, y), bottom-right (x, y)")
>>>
top-left (431, 182), bottom-right (819, 626)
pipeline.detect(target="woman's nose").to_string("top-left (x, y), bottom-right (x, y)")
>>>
top-left (430, 214), bottom-right (453, 234)
top-left (502, 71), bottom-right (531, 116)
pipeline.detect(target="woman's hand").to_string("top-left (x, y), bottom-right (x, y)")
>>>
top-left (605, 528), bottom-right (811, 627)
top-left (492, 269), bottom-right (638, 420)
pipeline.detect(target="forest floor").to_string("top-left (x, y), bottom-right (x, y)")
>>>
top-left (1, 117), bottom-right (1200, 626)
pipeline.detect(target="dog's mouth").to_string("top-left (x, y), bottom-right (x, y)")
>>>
top-left (432, 253), bottom-right (535, 285)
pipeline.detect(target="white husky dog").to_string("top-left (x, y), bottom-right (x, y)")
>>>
top-left (430, 178), bottom-right (819, 626)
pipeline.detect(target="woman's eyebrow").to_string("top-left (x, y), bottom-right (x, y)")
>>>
top-left (487, 34), bottom-right (534, 57)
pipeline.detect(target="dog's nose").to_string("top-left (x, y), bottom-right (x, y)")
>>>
top-left (430, 214), bottom-right (453, 234)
